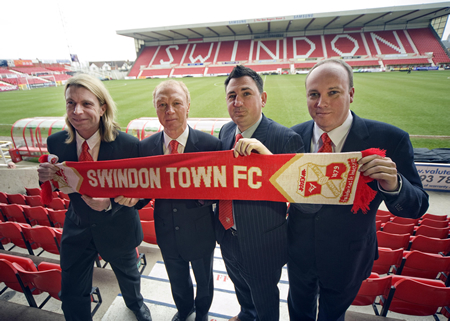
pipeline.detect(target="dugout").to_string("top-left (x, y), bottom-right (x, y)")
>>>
top-left (9, 117), bottom-right (66, 162)
top-left (126, 117), bottom-right (231, 140)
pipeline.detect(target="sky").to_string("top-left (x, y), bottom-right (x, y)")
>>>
top-left (1, 0), bottom-right (449, 63)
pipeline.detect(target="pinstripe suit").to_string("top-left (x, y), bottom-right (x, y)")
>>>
top-left (215, 114), bottom-right (304, 321)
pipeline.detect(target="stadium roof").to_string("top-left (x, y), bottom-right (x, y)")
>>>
top-left (117, 2), bottom-right (450, 43)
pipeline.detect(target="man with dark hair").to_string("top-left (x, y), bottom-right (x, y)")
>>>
top-left (287, 58), bottom-right (429, 320)
top-left (216, 65), bottom-right (304, 321)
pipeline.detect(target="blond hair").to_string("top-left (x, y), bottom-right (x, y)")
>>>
top-left (63, 74), bottom-right (120, 143)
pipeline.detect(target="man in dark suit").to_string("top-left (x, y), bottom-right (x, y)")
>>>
top-left (38, 74), bottom-right (151, 321)
top-left (138, 80), bottom-right (220, 321)
top-left (215, 65), bottom-right (304, 321)
top-left (287, 59), bottom-right (429, 320)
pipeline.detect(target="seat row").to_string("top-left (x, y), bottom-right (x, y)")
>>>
top-left (352, 273), bottom-right (450, 319)
top-left (0, 190), bottom-right (69, 210)
top-left (374, 248), bottom-right (450, 283)
top-left (0, 253), bottom-right (101, 316)
top-left (0, 204), bottom-right (66, 227)
top-left (0, 221), bottom-right (62, 256)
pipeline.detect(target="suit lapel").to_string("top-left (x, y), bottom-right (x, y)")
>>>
top-left (60, 141), bottom-right (78, 161)
top-left (184, 126), bottom-right (200, 153)
top-left (153, 132), bottom-right (165, 156)
top-left (341, 112), bottom-right (369, 152)
top-left (251, 114), bottom-right (269, 144)
top-left (98, 143), bottom-right (113, 161)
top-left (222, 123), bottom-right (237, 150)
top-left (302, 122), bottom-right (314, 153)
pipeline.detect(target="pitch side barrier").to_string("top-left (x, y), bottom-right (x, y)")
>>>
top-left (8, 117), bottom-right (450, 192)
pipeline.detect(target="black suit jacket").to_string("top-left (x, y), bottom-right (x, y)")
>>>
top-left (288, 111), bottom-right (429, 290)
top-left (215, 114), bottom-right (304, 275)
top-left (47, 130), bottom-right (144, 269)
top-left (139, 127), bottom-right (221, 261)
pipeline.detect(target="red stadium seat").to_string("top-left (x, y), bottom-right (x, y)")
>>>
top-left (351, 273), bottom-right (392, 315)
top-left (409, 235), bottom-right (450, 255)
top-left (139, 207), bottom-right (154, 221)
top-left (380, 277), bottom-right (450, 319)
top-left (25, 187), bottom-right (41, 196)
top-left (382, 222), bottom-right (415, 235)
top-left (0, 221), bottom-right (38, 255)
top-left (419, 218), bottom-right (449, 228)
top-left (47, 209), bottom-right (66, 228)
top-left (22, 206), bottom-right (52, 227)
top-left (141, 220), bottom-right (157, 245)
top-left (376, 231), bottom-right (410, 250)
top-left (24, 195), bottom-right (45, 207)
top-left (22, 225), bottom-right (62, 256)
top-left (372, 247), bottom-right (403, 275)
top-left (0, 203), bottom-right (33, 225)
top-left (414, 225), bottom-right (450, 239)
top-left (6, 193), bottom-right (27, 205)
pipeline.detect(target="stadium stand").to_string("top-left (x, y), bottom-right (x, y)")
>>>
top-left (128, 27), bottom-right (450, 78)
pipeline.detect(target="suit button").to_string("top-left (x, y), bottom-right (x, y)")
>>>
top-left (315, 216), bottom-right (319, 221)
top-left (175, 226), bottom-right (180, 230)
top-left (173, 208), bottom-right (178, 213)
top-left (91, 224), bottom-right (97, 227)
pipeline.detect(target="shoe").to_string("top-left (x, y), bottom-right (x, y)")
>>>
top-left (172, 307), bottom-right (195, 321)
top-left (133, 303), bottom-right (152, 321)
top-left (228, 317), bottom-right (241, 321)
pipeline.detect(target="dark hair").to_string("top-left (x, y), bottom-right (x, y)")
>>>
top-left (224, 65), bottom-right (264, 94)
top-left (306, 58), bottom-right (354, 89)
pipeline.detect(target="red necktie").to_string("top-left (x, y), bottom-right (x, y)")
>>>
top-left (219, 133), bottom-right (243, 230)
top-left (318, 133), bottom-right (333, 153)
top-left (169, 140), bottom-right (179, 154)
top-left (79, 141), bottom-right (93, 162)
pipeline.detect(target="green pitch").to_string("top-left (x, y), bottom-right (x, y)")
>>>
top-left (0, 71), bottom-right (449, 149)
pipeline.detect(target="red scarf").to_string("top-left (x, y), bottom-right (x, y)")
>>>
top-left (42, 148), bottom-right (385, 214)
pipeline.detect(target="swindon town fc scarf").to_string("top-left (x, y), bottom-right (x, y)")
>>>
top-left (43, 148), bottom-right (385, 214)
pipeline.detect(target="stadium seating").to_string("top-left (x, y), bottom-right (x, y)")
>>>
top-left (47, 209), bottom-right (66, 228)
top-left (16, 260), bottom-right (102, 314)
top-left (6, 193), bottom-right (27, 205)
top-left (0, 254), bottom-right (41, 307)
top-left (372, 247), bottom-right (404, 275)
top-left (351, 273), bottom-right (392, 315)
top-left (22, 206), bottom-right (52, 226)
top-left (25, 187), bottom-right (41, 196)
top-left (22, 225), bottom-right (62, 256)
top-left (380, 276), bottom-right (450, 319)
top-left (129, 27), bottom-right (449, 78)
top-left (409, 235), bottom-right (450, 255)
top-left (141, 220), bottom-right (157, 245)
top-left (0, 221), bottom-right (37, 255)
top-left (376, 231), bottom-right (410, 250)
top-left (0, 204), bottom-right (32, 225)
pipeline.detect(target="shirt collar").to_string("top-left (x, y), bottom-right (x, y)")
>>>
top-left (76, 130), bottom-right (100, 152)
top-left (313, 111), bottom-right (353, 151)
top-left (163, 126), bottom-right (189, 149)
top-left (235, 114), bottom-right (263, 138)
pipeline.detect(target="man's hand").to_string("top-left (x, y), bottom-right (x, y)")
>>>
top-left (37, 162), bottom-right (59, 182)
top-left (81, 195), bottom-right (111, 212)
top-left (233, 138), bottom-right (272, 158)
top-left (358, 154), bottom-right (399, 192)
top-left (114, 196), bottom-right (140, 207)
